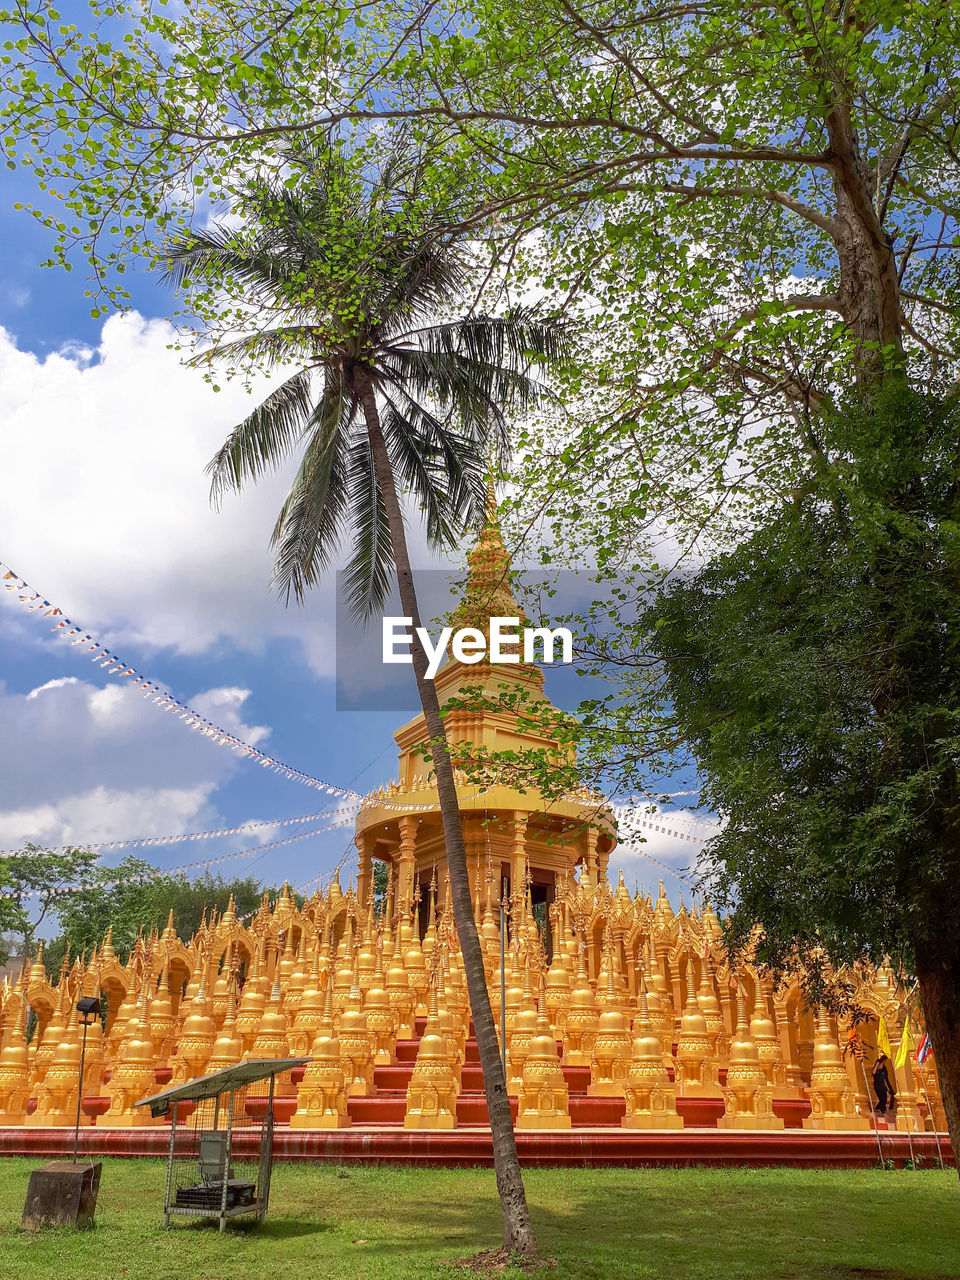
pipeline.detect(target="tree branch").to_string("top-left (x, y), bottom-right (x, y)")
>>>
top-left (901, 291), bottom-right (959, 319)
top-left (660, 183), bottom-right (840, 236)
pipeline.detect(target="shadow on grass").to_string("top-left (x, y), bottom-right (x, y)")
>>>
top-left (258, 1220), bottom-right (337, 1240)
top-left (800, 1271), bottom-right (956, 1280)
top-left (171, 1216), bottom-right (335, 1239)
top-left (319, 1168), bottom-right (960, 1280)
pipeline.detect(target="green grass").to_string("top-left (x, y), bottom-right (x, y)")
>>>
top-left (0, 1158), bottom-right (958, 1280)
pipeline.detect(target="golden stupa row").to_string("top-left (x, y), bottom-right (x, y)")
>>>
top-left (0, 499), bottom-right (945, 1134)
top-left (0, 871), bottom-right (945, 1133)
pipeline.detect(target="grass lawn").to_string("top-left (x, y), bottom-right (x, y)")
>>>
top-left (0, 1158), bottom-right (958, 1280)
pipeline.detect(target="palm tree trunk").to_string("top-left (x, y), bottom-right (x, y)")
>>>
top-left (355, 368), bottom-right (537, 1258)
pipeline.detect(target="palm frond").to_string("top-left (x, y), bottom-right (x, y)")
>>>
top-left (162, 225), bottom-right (288, 299)
top-left (341, 431), bottom-right (396, 624)
top-left (419, 309), bottom-right (571, 375)
top-left (164, 137), bottom-right (566, 621)
top-left (189, 327), bottom-right (321, 373)
top-left (270, 370), bottom-right (357, 603)
top-left (378, 310), bottom-right (569, 430)
top-left (372, 237), bottom-right (471, 334)
top-left (379, 386), bottom-right (488, 544)
top-left (378, 346), bottom-right (506, 430)
top-left (206, 368), bottom-right (316, 506)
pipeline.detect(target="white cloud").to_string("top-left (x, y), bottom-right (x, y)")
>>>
top-left (0, 312), bottom-right (342, 673)
top-left (607, 802), bottom-right (721, 899)
top-left (0, 785), bottom-right (215, 850)
top-left (0, 675), bottom-right (269, 848)
top-left (26, 676), bottom-right (81, 699)
top-left (0, 310), bottom-right (485, 686)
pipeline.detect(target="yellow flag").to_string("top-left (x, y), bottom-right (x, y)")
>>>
top-left (877, 1016), bottom-right (892, 1057)
top-left (895, 1022), bottom-right (913, 1070)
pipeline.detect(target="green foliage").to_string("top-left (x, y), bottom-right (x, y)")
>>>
top-left (0, 864), bottom-right (25, 964)
top-left (0, 915), bottom-right (21, 968)
top-left (3, 1), bottom-right (957, 477)
top-left (645, 384), bottom-right (960, 980)
top-left (42, 862), bottom-right (277, 970)
top-left (0, 844), bottom-right (99, 965)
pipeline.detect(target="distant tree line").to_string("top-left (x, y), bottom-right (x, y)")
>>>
top-left (0, 844), bottom-right (293, 973)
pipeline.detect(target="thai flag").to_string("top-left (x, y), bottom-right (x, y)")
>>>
top-left (916, 1032), bottom-right (932, 1065)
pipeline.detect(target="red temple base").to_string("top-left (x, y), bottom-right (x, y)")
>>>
top-left (0, 1124), bottom-right (948, 1169)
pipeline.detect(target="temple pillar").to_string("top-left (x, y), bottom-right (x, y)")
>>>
top-left (774, 995), bottom-right (805, 1090)
top-left (797, 1006), bottom-right (816, 1081)
top-left (917, 1059), bottom-right (947, 1131)
top-left (717, 979), bottom-right (735, 1041)
top-left (839, 1013), bottom-right (871, 1116)
top-left (385, 855), bottom-right (397, 930)
top-left (585, 828), bottom-right (599, 887)
top-left (468, 826), bottom-right (484, 926)
top-left (624, 942), bottom-right (637, 999)
top-left (669, 953), bottom-right (686, 1021)
top-left (356, 834), bottom-right (374, 916)
top-left (510, 816), bottom-right (528, 932)
top-left (396, 816), bottom-right (417, 925)
top-left (891, 1026), bottom-right (925, 1133)
top-left (265, 938), bottom-right (279, 984)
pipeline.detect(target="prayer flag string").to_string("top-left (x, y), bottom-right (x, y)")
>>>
top-left (3, 817), bottom-right (357, 901)
top-left (0, 559), bottom-right (361, 800)
top-left (615, 840), bottom-right (695, 886)
top-left (612, 806), bottom-right (723, 846)
top-left (0, 803), bottom-right (362, 859)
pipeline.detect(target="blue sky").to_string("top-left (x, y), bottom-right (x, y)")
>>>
top-left (0, 168), bottom-right (710, 932)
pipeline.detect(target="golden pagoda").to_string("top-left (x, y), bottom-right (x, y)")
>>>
top-left (353, 496), bottom-right (617, 964)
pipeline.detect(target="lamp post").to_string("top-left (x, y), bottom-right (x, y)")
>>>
top-left (72, 996), bottom-right (101, 1165)
top-left (21, 995), bottom-right (105, 1230)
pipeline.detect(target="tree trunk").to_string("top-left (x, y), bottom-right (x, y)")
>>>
top-left (355, 367), bottom-right (538, 1258)
top-left (914, 935), bottom-right (960, 1176)
top-left (825, 102), bottom-right (903, 384)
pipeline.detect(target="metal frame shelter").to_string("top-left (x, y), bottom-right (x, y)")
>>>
top-left (136, 1058), bottom-right (309, 1231)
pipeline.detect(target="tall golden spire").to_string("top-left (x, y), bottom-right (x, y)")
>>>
top-left (449, 476), bottom-right (527, 634)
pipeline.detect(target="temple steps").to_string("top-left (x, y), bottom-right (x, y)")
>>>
top-left (374, 1052), bottom-right (592, 1098)
top-left (76, 1031), bottom-right (816, 1130)
top-left (345, 1093), bottom-right (631, 1127)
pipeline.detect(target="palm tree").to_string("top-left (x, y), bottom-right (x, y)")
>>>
top-left (164, 142), bottom-right (567, 1257)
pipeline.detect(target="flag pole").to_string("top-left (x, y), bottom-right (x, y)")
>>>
top-left (915, 1073), bottom-right (945, 1171)
top-left (858, 1053), bottom-right (886, 1169)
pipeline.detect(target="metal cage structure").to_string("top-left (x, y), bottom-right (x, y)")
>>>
top-left (136, 1058), bottom-right (309, 1231)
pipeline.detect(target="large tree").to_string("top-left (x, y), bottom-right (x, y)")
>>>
top-left (44, 863), bottom-right (276, 970)
top-left (0, 844), bottom-right (99, 967)
top-left (6, 3), bottom-right (958, 400)
top-left (160, 141), bottom-right (566, 1256)
top-left (6, 0), bottom-right (957, 781)
top-left (0, 864), bottom-right (29, 967)
top-left (644, 383), bottom-right (960, 1165)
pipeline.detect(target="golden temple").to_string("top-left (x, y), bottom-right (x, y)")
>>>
top-left (0, 510), bottom-right (947, 1142)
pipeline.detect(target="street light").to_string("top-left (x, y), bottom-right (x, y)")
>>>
top-left (73, 996), bottom-right (101, 1164)
top-left (21, 993), bottom-right (104, 1230)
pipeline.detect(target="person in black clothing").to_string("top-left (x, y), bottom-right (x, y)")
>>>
top-left (872, 1053), bottom-right (896, 1114)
